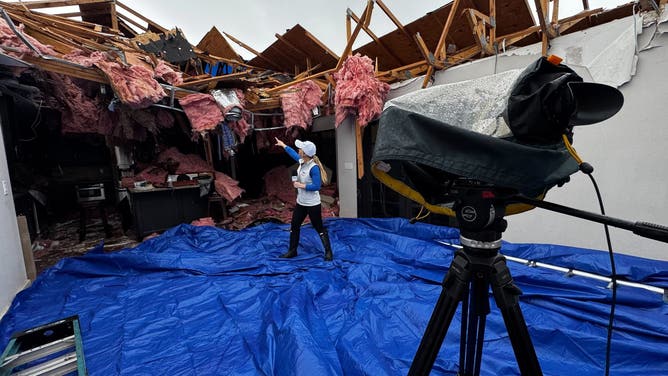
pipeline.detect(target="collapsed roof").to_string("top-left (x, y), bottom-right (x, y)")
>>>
top-left (0, 0), bottom-right (646, 135)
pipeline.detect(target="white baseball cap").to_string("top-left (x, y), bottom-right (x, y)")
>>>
top-left (295, 140), bottom-right (316, 157)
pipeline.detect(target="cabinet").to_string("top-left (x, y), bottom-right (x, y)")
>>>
top-left (129, 185), bottom-right (207, 240)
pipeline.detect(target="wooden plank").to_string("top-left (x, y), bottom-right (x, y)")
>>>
top-left (223, 32), bottom-right (282, 71)
top-left (6, 7), bottom-right (115, 38)
top-left (274, 32), bottom-right (308, 58)
top-left (117, 11), bottom-right (148, 32)
top-left (375, 0), bottom-right (412, 41)
top-left (422, 0), bottom-right (460, 88)
top-left (356, 120), bottom-right (364, 179)
top-left (304, 30), bottom-right (340, 60)
top-left (21, 24), bottom-right (82, 54)
top-left (11, 0), bottom-right (110, 9)
top-left (489, 0), bottom-right (496, 46)
top-left (17, 216), bottom-right (36, 282)
top-left (266, 68), bottom-right (337, 94)
top-left (336, 1), bottom-right (373, 70)
top-left (21, 55), bottom-right (108, 83)
top-left (413, 32), bottom-right (442, 68)
top-left (534, 0), bottom-right (550, 55)
top-left (115, 0), bottom-right (168, 33)
top-left (109, 2), bottom-right (119, 31)
top-left (349, 9), bottom-right (404, 66)
top-left (177, 71), bottom-right (251, 88)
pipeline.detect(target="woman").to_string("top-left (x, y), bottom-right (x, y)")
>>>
top-left (274, 137), bottom-right (333, 261)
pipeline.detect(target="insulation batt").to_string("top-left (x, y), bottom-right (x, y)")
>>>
top-left (179, 93), bottom-right (224, 133)
top-left (0, 19), bottom-right (57, 58)
top-left (214, 171), bottom-right (244, 202)
top-left (333, 54), bottom-right (390, 127)
top-left (49, 74), bottom-right (113, 135)
top-left (157, 147), bottom-right (212, 174)
top-left (154, 60), bottom-right (184, 86)
top-left (279, 80), bottom-right (323, 129)
top-left (64, 50), bottom-right (166, 109)
top-left (94, 59), bottom-right (165, 110)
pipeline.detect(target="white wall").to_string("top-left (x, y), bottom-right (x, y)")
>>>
top-left (0, 107), bottom-right (27, 315)
top-left (387, 14), bottom-right (668, 261)
top-left (336, 116), bottom-right (358, 217)
top-left (506, 21), bottom-right (668, 261)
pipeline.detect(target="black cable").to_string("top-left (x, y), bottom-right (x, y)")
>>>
top-left (583, 170), bottom-right (617, 376)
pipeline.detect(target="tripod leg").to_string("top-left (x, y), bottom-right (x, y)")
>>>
top-left (462, 272), bottom-right (490, 376)
top-left (408, 252), bottom-right (472, 376)
top-left (490, 255), bottom-right (543, 376)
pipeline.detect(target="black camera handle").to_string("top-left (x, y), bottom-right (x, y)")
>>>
top-left (514, 195), bottom-right (668, 244)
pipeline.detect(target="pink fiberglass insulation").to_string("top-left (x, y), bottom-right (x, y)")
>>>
top-left (214, 171), bottom-right (244, 202)
top-left (0, 19), bottom-right (57, 58)
top-left (157, 147), bottom-right (212, 174)
top-left (191, 217), bottom-right (216, 227)
top-left (94, 59), bottom-right (165, 109)
top-left (280, 80), bottom-right (323, 129)
top-left (179, 93), bottom-right (224, 133)
top-left (154, 60), bottom-right (184, 86)
top-left (333, 54), bottom-right (390, 127)
top-left (49, 74), bottom-right (114, 135)
top-left (62, 50), bottom-right (107, 67)
top-left (227, 89), bottom-right (251, 141)
top-left (136, 166), bottom-right (168, 185)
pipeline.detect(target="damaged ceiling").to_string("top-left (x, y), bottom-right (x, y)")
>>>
top-left (0, 0), bottom-right (648, 129)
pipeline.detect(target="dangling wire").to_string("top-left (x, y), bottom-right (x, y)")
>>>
top-left (564, 132), bottom-right (618, 376)
top-left (410, 206), bottom-right (431, 223)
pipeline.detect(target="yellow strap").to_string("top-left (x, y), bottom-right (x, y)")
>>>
top-left (371, 163), bottom-right (540, 217)
top-left (562, 134), bottom-right (583, 164)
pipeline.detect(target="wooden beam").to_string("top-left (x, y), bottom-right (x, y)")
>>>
top-left (116, 10), bottom-right (148, 32)
top-left (10, 0), bottom-right (110, 9)
top-left (53, 10), bottom-right (103, 18)
top-left (223, 32), bottom-right (282, 71)
top-left (6, 7), bottom-right (118, 40)
top-left (266, 68), bottom-right (337, 94)
top-left (534, 0), bottom-right (550, 55)
top-left (554, 8), bottom-right (602, 34)
top-left (115, 0), bottom-right (168, 33)
top-left (348, 9), bottom-right (404, 66)
top-left (375, 0), bottom-right (411, 41)
top-left (414, 33), bottom-right (443, 68)
top-left (22, 55), bottom-right (108, 83)
top-left (489, 0), bottom-right (496, 48)
top-left (196, 52), bottom-right (256, 70)
top-left (346, 13), bottom-right (351, 42)
top-left (422, 0), bottom-right (460, 88)
top-left (336, 1), bottom-right (373, 70)
top-left (109, 2), bottom-right (118, 31)
top-left (275, 33), bottom-right (309, 58)
top-left (582, 0), bottom-right (590, 10)
top-left (177, 71), bottom-right (250, 89)
top-left (303, 30), bottom-right (340, 60)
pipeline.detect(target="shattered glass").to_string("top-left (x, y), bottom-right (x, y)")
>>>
top-left (384, 69), bottom-right (523, 138)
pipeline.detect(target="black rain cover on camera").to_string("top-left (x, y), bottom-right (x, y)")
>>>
top-left (371, 106), bottom-right (579, 207)
top-left (504, 56), bottom-right (623, 144)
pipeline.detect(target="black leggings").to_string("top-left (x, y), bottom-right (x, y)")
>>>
top-left (291, 203), bottom-right (324, 234)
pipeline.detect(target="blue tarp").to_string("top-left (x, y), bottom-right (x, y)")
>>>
top-left (1, 218), bottom-right (667, 375)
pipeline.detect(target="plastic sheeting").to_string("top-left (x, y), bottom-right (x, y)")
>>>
top-left (1, 218), bottom-right (667, 375)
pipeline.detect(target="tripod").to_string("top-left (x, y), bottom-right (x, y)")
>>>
top-left (408, 192), bottom-right (542, 376)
